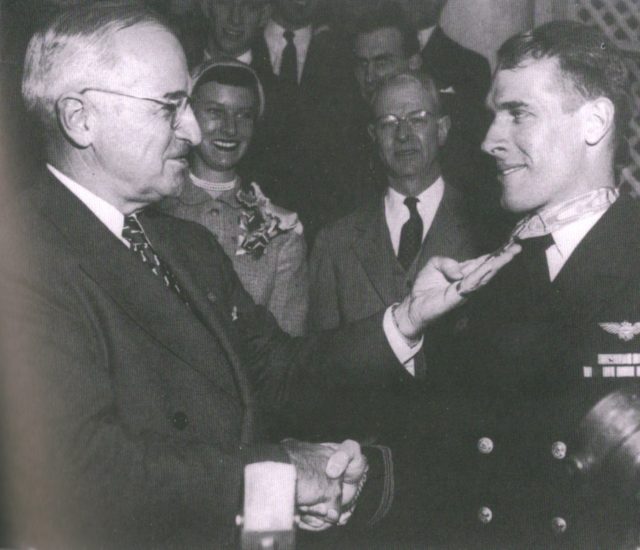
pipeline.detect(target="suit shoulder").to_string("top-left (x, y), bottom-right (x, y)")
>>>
top-left (313, 203), bottom-right (377, 252)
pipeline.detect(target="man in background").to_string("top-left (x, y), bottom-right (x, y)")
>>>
top-left (196, 0), bottom-right (270, 66)
top-left (248, 0), bottom-right (354, 245)
top-left (309, 70), bottom-right (481, 443)
top-left (358, 20), bottom-right (640, 548)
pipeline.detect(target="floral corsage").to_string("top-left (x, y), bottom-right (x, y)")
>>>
top-left (236, 182), bottom-right (303, 259)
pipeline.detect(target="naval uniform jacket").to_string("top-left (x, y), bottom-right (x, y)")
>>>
top-left (379, 193), bottom-right (640, 548)
top-left (0, 173), bottom-right (398, 550)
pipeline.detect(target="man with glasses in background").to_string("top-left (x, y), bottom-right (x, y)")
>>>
top-left (309, 70), bottom-right (481, 439)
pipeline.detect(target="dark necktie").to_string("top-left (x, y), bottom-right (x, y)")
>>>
top-left (516, 233), bottom-right (555, 290)
top-left (280, 29), bottom-right (298, 86)
top-left (122, 214), bottom-right (190, 306)
top-left (397, 197), bottom-right (423, 271)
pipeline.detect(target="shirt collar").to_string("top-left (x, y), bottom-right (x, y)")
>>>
top-left (550, 210), bottom-right (605, 260)
top-left (417, 26), bottom-right (436, 51)
top-left (512, 187), bottom-right (619, 241)
top-left (264, 19), bottom-right (312, 52)
top-left (46, 163), bottom-right (127, 245)
top-left (237, 49), bottom-right (253, 65)
top-left (203, 48), bottom-right (253, 65)
top-left (385, 176), bottom-right (445, 213)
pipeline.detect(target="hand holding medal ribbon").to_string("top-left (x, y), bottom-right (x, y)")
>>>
top-left (392, 242), bottom-right (522, 341)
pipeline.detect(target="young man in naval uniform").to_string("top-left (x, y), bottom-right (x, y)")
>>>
top-left (352, 20), bottom-right (639, 549)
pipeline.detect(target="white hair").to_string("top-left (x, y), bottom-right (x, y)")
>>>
top-left (22, 3), bottom-right (171, 131)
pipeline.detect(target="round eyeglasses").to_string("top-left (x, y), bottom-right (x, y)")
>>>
top-left (374, 109), bottom-right (434, 134)
top-left (80, 87), bottom-right (192, 129)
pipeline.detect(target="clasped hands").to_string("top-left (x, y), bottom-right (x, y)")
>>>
top-left (283, 439), bottom-right (368, 531)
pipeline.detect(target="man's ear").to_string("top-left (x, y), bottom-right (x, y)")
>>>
top-left (583, 96), bottom-right (615, 147)
top-left (56, 93), bottom-right (93, 148)
top-left (367, 123), bottom-right (377, 142)
top-left (436, 114), bottom-right (450, 147)
top-left (408, 53), bottom-right (422, 71)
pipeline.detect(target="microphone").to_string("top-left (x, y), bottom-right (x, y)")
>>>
top-left (237, 462), bottom-right (297, 549)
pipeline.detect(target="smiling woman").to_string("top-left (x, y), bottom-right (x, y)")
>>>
top-left (159, 57), bottom-right (309, 336)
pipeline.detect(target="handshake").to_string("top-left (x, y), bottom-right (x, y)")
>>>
top-left (282, 439), bottom-right (369, 531)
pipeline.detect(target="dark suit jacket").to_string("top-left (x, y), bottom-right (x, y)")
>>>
top-left (0, 174), bottom-right (399, 549)
top-left (243, 26), bottom-right (354, 246)
top-left (374, 194), bottom-right (640, 548)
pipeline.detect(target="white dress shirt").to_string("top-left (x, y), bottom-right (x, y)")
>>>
top-left (47, 164), bottom-right (421, 365)
top-left (263, 20), bottom-right (312, 83)
top-left (385, 177), bottom-right (445, 255)
top-left (417, 25), bottom-right (436, 52)
top-left (545, 210), bottom-right (607, 281)
top-left (47, 164), bottom-right (128, 246)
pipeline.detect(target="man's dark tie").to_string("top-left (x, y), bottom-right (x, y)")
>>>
top-left (398, 197), bottom-right (423, 270)
top-left (280, 30), bottom-right (298, 86)
top-left (516, 233), bottom-right (555, 289)
top-left (122, 214), bottom-right (190, 306)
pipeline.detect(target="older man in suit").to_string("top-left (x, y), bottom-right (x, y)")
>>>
top-left (310, 70), bottom-right (479, 333)
top-left (357, 21), bottom-right (640, 548)
top-left (0, 5), bottom-right (382, 548)
top-left (0, 4), bottom-right (518, 548)
top-left (309, 70), bottom-right (481, 444)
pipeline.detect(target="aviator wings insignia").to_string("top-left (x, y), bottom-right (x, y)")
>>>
top-left (599, 322), bottom-right (640, 342)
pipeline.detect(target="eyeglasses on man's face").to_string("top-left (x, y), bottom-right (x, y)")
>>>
top-left (79, 88), bottom-right (192, 129)
top-left (374, 109), bottom-right (435, 134)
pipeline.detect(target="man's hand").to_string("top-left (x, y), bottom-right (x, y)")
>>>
top-left (282, 439), bottom-right (368, 531)
top-left (394, 244), bottom-right (522, 339)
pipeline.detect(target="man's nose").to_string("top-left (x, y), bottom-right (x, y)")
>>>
top-left (176, 104), bottom-right (202, 146)
top-left (394, 118), bottom-right (411, 142)
top-left (365, 64), bottom-right (377, 85)
top-left (481, 118), bottom-right (505, 157)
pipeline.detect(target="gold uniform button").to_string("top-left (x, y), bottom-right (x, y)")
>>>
top-left (551, 517), bottom-right (567, 534)
top-left (551, 441), bottom-right (567, 460)
top-left (478, 506), bottom-right (493, 524)
top-left (477, 437), bottom-right (494, 454)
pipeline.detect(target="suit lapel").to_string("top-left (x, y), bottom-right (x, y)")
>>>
top-left (412, 182), bottom-right (468, 273)
top-left (300, 32), bottom-right (321, 90)
top-left (252, 35), bottom-right (277, 81)
top-left (352, 199), bottom-right (404, 305)
top-left (37, 176), bottom-right (241, 401)
top-left (141, 210), bottom-right (254, 417)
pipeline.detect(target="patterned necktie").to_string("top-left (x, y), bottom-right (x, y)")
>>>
top-left (515, 233), bottom-right (555, 290)
top-left (397, 197), bottom-right (423, 271)
top-left (280, 29), bottom-right (298, 86)
top-left (122, 214), bottom-right (190, 306)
